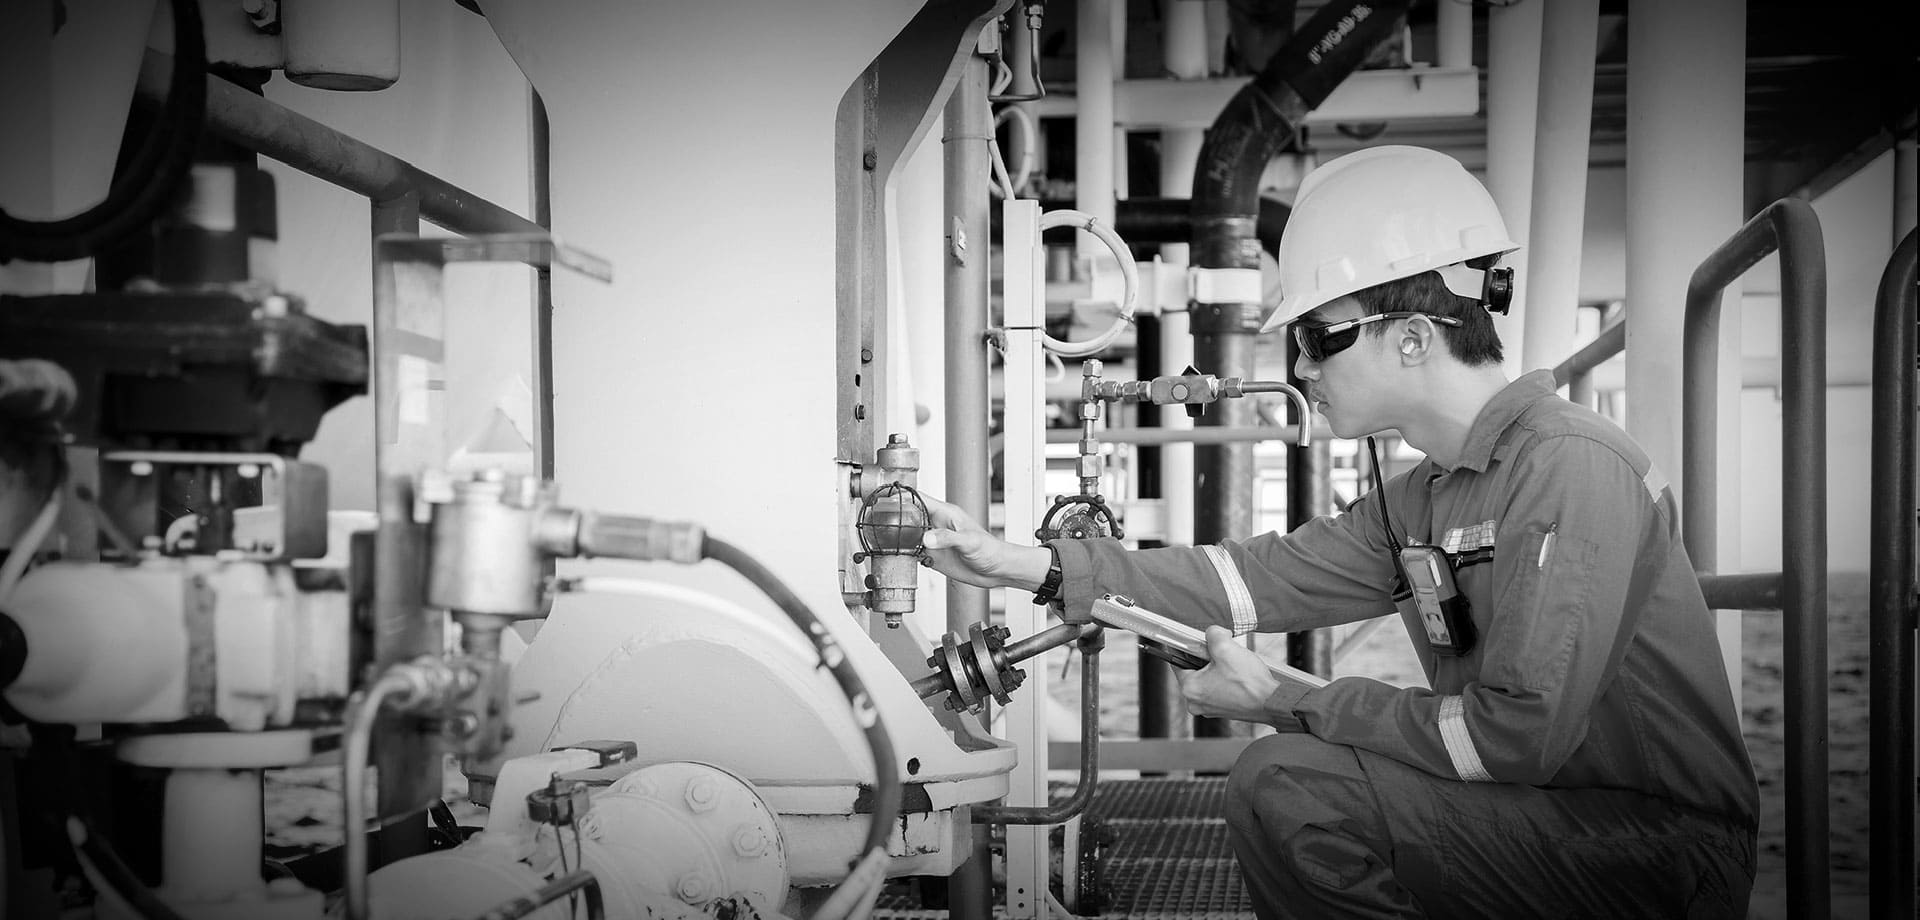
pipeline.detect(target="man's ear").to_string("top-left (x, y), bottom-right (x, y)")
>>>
top-left (1399, 316), bottom-right (1440, 361)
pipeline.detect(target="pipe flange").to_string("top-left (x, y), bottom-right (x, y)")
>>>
top-left (970, 624), bottom-right (1011, 705)
top-left (938, 632), bottom-right (980, 711)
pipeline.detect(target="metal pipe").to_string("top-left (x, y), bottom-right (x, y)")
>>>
top-left (1549, 318), bottom-right (1625, 408)
top-left (1284, 335), bottom-right (1331, 676)
top-left (909, 622), bottom-right (1086, 701)
top-left (471, 870), bottom-right (605, 920)
top-left (1697, 572), bottom-right (1783, 612)
top-left (136, 56), bottom-right (543, 238)
top-left (943, 45), bottom-right (996, 920)
top-left (1484, 0), bottom-right (1543, 374)
top-left (1075, 0), bottom-right (1116, 259)
top-left (1896, 137), bottom-right (1916, 240)
top-left (1681, 197), bottom-right (1827, 916)
top-left (1868, 229), bottom-right (1917, 920)
top-left (1134, 314), bottom-right (1180, 745)
top-left (1148, 0), bottom-right (1200, 747)
top-left (973, 636), bottom-right (1102, 824)
top-left (530, 88), bottom-right (554, 479)
top-left (1048, 423), bottom-right (1315, 447)
top-left (368, 195), bottom-right (438, 872)
top-left (1436, 0), bottom-right (1472, 69)
top-left (342, 672), bottom-right (416, 920)
top-left (1519, 0), bottom-right (1599, 371)
top-left (992, 197), bottom-right (1290, 253)
top-left (944, 51), bottom-right (994, 640)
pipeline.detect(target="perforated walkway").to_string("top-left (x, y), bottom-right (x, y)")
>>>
top-left (875, 777), bottom-right (1256, 919)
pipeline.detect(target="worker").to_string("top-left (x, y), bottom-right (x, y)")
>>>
top-left (921, 145), bottom-right (1758, 918)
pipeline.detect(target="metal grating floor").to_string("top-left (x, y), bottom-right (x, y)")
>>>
top-left (874, 777), bottom-right (1255, 919)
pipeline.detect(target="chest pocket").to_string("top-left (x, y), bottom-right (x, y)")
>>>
top-left (1494, 527), bottom-right (1600, 689)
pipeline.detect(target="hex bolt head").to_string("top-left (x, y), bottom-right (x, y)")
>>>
top-left (732, 825), bottom-right (767, 858)
top-left (684, 776), bottom-right (718, 812)
top-left (676, 871), bottom-right (712, 903)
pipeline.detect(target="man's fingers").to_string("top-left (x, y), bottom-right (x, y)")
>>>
top-left (921, 528), bottom-right (967, 551)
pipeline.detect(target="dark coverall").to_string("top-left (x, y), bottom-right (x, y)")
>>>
top-left (1050, 370), bottom-right (1759, 918)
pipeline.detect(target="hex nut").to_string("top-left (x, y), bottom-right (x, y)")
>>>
top-left (684, 776), bottom-right (718, 812)
top-left (731, 825), bottom-right (767, 857)
top-left (675, 872), bottom-right (711, 903)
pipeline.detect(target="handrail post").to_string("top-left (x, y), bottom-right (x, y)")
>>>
top-left (1868, 229), bottom-right (1918, 920)
top-left (1681, 197), bottom-right (1828, 919)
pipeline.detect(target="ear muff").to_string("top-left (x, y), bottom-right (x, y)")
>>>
top-left (1483, 266), bottom-right (1515, 315)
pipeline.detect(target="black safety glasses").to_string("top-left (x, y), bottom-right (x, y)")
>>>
top-left (1291, 311), bottom-right (1463, 362)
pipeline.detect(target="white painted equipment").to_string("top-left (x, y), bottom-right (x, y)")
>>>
top-left (484, 579), bottom-right (1016, 887)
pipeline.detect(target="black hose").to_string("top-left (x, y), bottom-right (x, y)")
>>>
top-left (699, 537), bottom-right (901, 863)
top-left (0, 0), bottom-right (207, 263)
top-left (1190, 0), bottom-right (1410, 271)
top-left (28, 726), bottom-right (186, 920)
top-left (66, 814), bottom-right (191, 920)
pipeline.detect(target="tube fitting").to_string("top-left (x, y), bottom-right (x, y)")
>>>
top-left (377, 655), bottom-right (471, 713)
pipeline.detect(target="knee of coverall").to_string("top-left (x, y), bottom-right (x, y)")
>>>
top-left (1227, 734), bottom-right (1396, 896)
top-left (1227, 733), bottom-right (1364, 824)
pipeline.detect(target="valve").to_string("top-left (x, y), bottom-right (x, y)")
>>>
top-left (1036, 493), bottom-right (1122, 542)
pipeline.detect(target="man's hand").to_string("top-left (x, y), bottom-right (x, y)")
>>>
top-left (1177, 626), bottom-right (1285, 724)
top-left (919, 495), bottom-right (1052, 591)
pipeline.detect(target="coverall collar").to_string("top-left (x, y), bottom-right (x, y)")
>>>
top-left (1449, 369), bottom-right (1559, 473)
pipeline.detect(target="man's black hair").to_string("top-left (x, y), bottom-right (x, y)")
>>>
top-left (1352, 269), bottom-right (1505, 367)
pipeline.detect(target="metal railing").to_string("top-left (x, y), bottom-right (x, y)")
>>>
top-left (1868, 228), bottom-right (1917, 920)
top-left (1682, 198), bottom-right (1828, 919)
top-left (1550, 316), bottom-right (1625, 410)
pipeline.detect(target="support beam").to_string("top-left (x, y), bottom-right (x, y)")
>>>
top-left (1520, 0), bottom-right (1599, 371)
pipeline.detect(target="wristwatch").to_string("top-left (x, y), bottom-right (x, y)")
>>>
top-left (1031, 542), bottom-right (1064, 606)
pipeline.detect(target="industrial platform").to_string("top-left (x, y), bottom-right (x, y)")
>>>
top-left (876, 777), bottom-right (1254, 919)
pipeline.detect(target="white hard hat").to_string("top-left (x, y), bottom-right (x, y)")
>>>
top-left (1261, 146), bottom-right (1520, 333)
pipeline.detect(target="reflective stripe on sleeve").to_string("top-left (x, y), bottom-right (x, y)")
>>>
top-left (1200, 544), bottom-right (1257, 635)
top-left (1439, 695), bottom-right (1495, 782)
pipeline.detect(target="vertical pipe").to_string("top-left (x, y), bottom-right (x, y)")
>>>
top-left (944, 50), bottom-right (993, 640)
top-left (1075, 0), bottom-right (1116, 262)
top-left (1132, 316), bottom-right (1179, 743)
top-left (1146, 0), bottom-right (1208, 746)
top-left (1519, 0), bottom-right (1598, 371)
top-left (1436, 0), bottom-right (1471, 69)
top-left (999, 197), bottom-right (1049, 919)
top-left (1109, 0), bottom-right (1129, 205)
top-left (1285, 335), bottom-right (1332, 676)
top-left (1484, 0), bottom-right (1542, 380)
top-left (943, 46), bottom-right (995, 920)
top-left (1627, 0), bottom-right (1746, 751)
top-left (1897, 137), bottom-right (1917, 242)
top-left (1191, 307), bottom-right (1257, 743)
top-left (1868, 230), bottom-right (1917, 920)
top-left (530, 88), bottom-right (554, 479)
top-left (162, 768), bottom-right (264, 901)
top-left (368, 194), bottom-right (432, 868)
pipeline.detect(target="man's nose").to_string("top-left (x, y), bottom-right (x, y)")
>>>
top-left (1293, 353), bottom-right (1320, 381)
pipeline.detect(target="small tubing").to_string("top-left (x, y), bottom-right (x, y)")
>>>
top-left (1038, 209), bottom-right (1139, 358)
